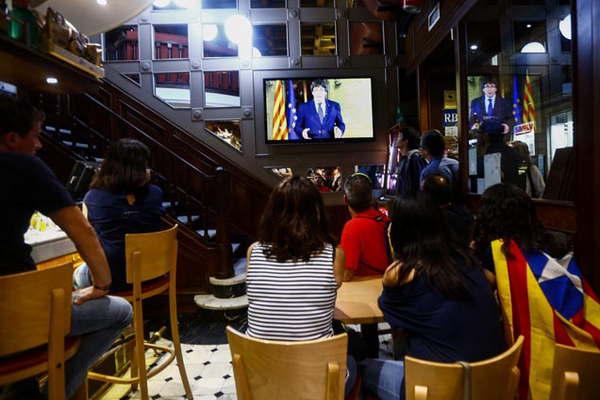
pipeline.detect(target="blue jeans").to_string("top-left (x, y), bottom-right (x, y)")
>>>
top-left (66, 289), bottom-right (132, 397)
top-left (345, 355), bottom-right (357, 397)
top-left (73, 263), bottom-right (92, 289)
top-left (360, 358), bottom-right (405, 400)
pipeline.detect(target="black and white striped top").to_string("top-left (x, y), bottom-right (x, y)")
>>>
top-left (246, 242), bottom-right (337, 341)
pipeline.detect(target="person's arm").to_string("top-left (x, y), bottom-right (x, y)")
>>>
top-left (339, 224), bottom-right (360, 282)
top-left (333, 247), bottom-right (345, 287)
top-left (48, 206), bottom-right (111, 304)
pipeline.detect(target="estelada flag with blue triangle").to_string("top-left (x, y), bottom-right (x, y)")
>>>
top-left (492, 239), bottom-right (600, 399)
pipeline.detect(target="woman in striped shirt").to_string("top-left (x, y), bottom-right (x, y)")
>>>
top-left (244, 176), bottom-right (355, 393)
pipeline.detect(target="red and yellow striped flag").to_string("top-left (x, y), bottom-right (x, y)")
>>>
top-left (523, 72), bottom-right (537, 125)
top-left (272, 80), bottom-right (288, 140)
top-left (493, 239), bottom-right (600, 399)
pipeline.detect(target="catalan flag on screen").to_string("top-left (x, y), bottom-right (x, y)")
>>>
top-left (492, 239), bottom-right (600, 400)
top-left (523, 71), bottom-right (536, 125)
top-left (272, 80), bottom-right (288, 140)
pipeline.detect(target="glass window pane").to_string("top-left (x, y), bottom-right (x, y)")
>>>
top-left (154, 72), bottom-right (190, 108)
top-left (350, 22), bottom-right (383, 55)
top-left (301, 23), bottom-right (336, 56)
top-left (464, 1), bottom-right (573, 200)
top-left (204, 71), bottom-right (240, 108)
top-left (202, 0), bottom-right (236, 8)
top-left (154, 25), bottom-right (189, 59)
top-left (203, 24), bottom-right (238, 57)
top-left (253, 24), bottom-right (287, 56)
top-left (205, 120), bottom-right (242, 151)
top-left (251, 0), bottom-right (285, 7)
top-left (104, 26), bottom-right (138, 61)
top-left (514, 20), bottom-right (547, 53)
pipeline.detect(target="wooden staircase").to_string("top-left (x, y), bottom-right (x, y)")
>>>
top-left (33, 83), bottom-right (271, 308)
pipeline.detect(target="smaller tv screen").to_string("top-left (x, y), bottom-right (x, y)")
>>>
top-left (264, 77), bottom-right (374, 143)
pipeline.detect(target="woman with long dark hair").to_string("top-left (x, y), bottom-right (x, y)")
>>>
top-left (244, 176), bottom-right (356, 394)
top-left (360, 199), bottom-right (504, 400)
top-left (473, 183), bottom-right (544, 273)
top-left (73, 138), bottom-right (164, 292)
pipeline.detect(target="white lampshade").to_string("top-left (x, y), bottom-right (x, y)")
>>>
top-left (224, 14), bottom-right (252, 45)
top-left (559, 14), bottom-right (572, 41)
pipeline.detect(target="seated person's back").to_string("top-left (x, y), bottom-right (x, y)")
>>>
top-left (381, 259), bottom-right (504, 362)
top-left (80, 139), bottom-right (163, 291)
top-left (245, 176), bottom-right (341, 341)
top-left (339, 173), bottom-right (390, 281)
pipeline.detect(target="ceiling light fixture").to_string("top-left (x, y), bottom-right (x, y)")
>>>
top-left (46, 77), bottom-right (58, 85)
top-left (96, 0), bottom-right (107, 5)
top-left (469, 44), bottom-right (478, 51)
top-left (224, 14), bottom-right (252, 45)
top-left (559, 14), bottom-right (572, 40)
top-left (203, 24), bottom-right (218, 42)
top-left (521, 41), bottom-right (546, 53)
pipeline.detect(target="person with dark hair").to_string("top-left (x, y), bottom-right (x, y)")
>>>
top-left (395, 126), bottom-right (427, 199)
top-left (511, 140), bottom-right (545, 198)
top-left (294, 79), bottom-right (346, 140)
top-left (73, 138), bottom-right (164, 292)
top-left (360, 199), bottom-right (505, 400)
top-left (420, 174), bottom-right (474, 246)
top-left (478, 119), bottom-right (529, 191)
top-left (244, 176), bottom-right (356, 395)
top-left (419, 129), bottom-right (459, 187)
top-left (0, 95), bottom-right (132, 398)
top-left (473, 183), bottom-right (544, 273)
top-left (469, 79), bottom-right (513, 131)
top-left (338, 173), bottom-right (390, 282)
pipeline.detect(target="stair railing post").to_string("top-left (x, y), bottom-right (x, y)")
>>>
top-left (215, 166), bottom-right (233, 279)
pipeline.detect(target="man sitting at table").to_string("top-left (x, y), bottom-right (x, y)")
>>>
top-left (0, 96), bottom-right (132, 399)
top-left (337, 173), bottom-right (390, 282)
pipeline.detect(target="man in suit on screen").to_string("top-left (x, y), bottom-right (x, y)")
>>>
top-left (469, 79), bottom-right (512, 133)
top-left (294, 79), bottom-right (346, 140)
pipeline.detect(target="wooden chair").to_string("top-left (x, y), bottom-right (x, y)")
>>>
top-left (227, 326), bottom-right (348, 400)
top-left (549, 343), bottom-right (600, 400)
top-left (87, 224), bottom-right (192, 400)
top-left (0, 263), bottom-right (80, 400)
top-left (404, 335), bottom-right (524, 400)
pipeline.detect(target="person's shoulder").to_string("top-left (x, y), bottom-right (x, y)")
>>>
top-left (328, 99), bottom-right (341, 108)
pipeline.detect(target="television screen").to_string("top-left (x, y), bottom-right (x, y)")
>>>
top-left (264, 77), bottom-right (374, 143)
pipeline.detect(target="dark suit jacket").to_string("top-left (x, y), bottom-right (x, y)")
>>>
top-left (469, 95), bottom-right (513, 127)
top-left (294, 99), bottom-right (346, 140)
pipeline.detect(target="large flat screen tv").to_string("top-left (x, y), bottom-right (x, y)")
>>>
top-left (264, 77), bottom-right (375, 143)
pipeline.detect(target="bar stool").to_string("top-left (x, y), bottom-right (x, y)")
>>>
top-left (0, 263), bottom-right (80, 400)
top-left (87, 224), bottom-right (192, 399)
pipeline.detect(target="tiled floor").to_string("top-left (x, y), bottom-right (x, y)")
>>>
top-left (99, 320), bottom-right (394, 400)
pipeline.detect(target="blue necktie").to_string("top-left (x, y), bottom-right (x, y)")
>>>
top-left (318, 103), bottom-right (325, 123)
top-left (487, 98), bottom-right (493, 116)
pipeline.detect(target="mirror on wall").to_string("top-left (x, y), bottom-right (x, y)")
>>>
top-left (301, 23), bottom-right (336, 56)
top-left (205, 120), bottom-right (242, 151)
top-left (204, 71), bottom-right (240, 108)
top-left (153, 24), bottom-right (189, 59)
top-left (203, 24), bottom-right (238, 58)
top-left (154, 72), bottom-right (191, 108)
top-left (104, 25), bottom-right (138, 61)
top-left (253, 24), bottom-right (287, 57)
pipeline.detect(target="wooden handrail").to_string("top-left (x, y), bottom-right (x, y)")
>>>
top-left (81, 92), bottom-right (214, 180)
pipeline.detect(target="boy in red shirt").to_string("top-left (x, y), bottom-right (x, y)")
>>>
top-left (338, 173), bottom-right (390, 282)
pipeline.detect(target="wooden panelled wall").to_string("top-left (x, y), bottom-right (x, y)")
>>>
top-left (405, 0), bottom-right (599, 291)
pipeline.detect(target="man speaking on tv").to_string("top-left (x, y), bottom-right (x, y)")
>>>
top-left (294, 79), bottom-right (346, 140)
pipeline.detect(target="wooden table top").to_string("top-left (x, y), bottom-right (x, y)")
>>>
top-left (334, 276), bottom-right (384, 325)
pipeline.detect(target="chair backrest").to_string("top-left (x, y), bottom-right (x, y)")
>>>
top-left (0, 263), bottom-right (73, 356)
top-left (404, 335), bottom-right (524, 400)
top-left (125, 224), bottom-right (178, 283)
top-left (226, 326), bottom-right (347, 400)
top-left (549, 343), bottom-right (600, 400)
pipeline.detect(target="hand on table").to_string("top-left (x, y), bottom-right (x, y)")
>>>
top-left (302, 128), bottom-right (312, 139)
top-left (73, 285), bottom-right (108, 305)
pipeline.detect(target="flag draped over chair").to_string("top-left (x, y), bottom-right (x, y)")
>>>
top-left (492, 239), bottom-right (600, 399)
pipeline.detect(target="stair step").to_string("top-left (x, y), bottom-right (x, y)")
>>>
top-left (177, 215), bottom-right (200, 224)
top-left (233, 257), bottom-right (247, 276)
top-left (162, 201), bottom-right (173, 209)
top-left (195, 229), bottom-right (217, 239)
top-left (194, 294), bottom-right (248, 311)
